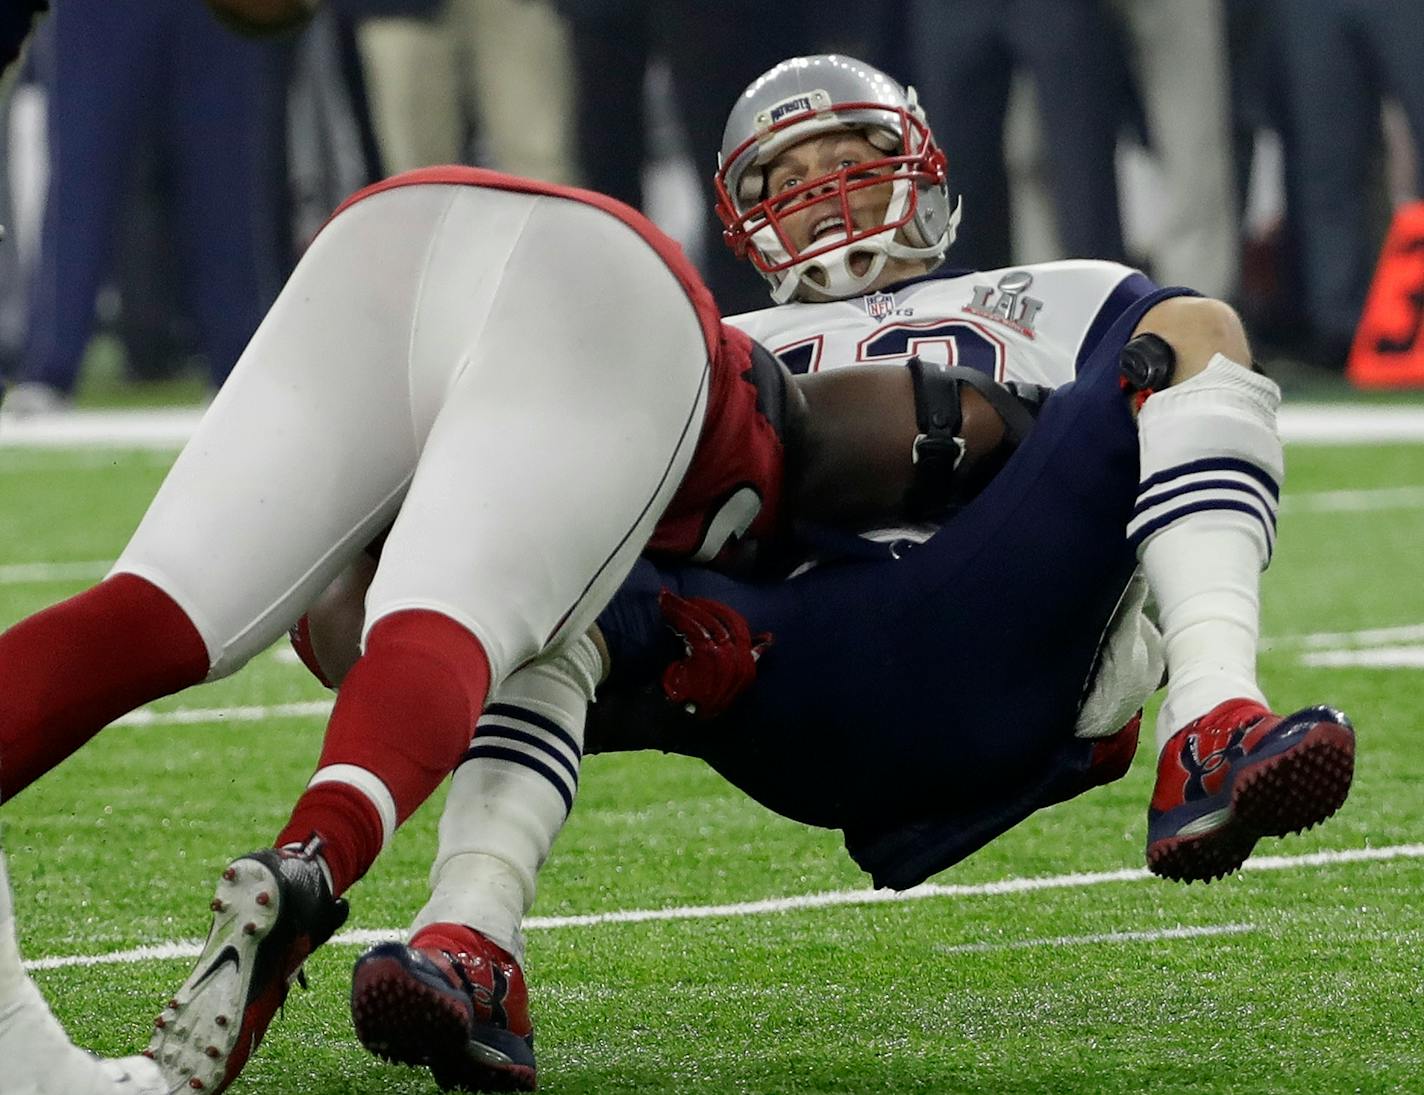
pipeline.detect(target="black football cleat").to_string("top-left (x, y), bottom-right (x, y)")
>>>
top-left (147, 841), bottom-right (349, 1092)
top-left (351, 922), bottom-right (536, 1092)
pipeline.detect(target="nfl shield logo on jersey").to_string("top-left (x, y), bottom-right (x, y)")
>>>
top-left (863, 292), bottom-right (896, 319)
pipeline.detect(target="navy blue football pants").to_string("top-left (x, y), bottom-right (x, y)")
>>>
top-left (616, 288), bottom-right (1190, 854)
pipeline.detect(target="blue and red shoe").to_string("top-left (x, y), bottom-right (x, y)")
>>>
top-left (1147, 698), bottom-right (1356, 882)
top-left (351, 923), bottom-right (535, 1092)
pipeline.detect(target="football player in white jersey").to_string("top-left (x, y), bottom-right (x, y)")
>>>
top-left (311, 54), bottom-right (1354, 1093)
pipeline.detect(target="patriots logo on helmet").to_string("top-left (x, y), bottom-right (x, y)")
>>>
top-left (769, 96), bottom-right (814, 124)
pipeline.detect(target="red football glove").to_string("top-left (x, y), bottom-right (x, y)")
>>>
top-left (657, 591), bottom-right (772, 719)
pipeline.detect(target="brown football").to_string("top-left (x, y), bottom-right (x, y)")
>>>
top-left (204, 0), bottom-right (320, 37)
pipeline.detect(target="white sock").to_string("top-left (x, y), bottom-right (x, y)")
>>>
top-left (1130, 355), bottom-right (1283, 752)
top-left (412, 635), bottom-right (599, 964)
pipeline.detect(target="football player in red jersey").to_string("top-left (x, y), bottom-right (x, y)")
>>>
top-left (324, 55), bottom-right (1355, 1093)
top-left (0, 123), bottom-right (1033, 1092)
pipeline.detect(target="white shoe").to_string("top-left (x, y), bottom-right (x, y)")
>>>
top-left (0, 847), bottom-right (170, 1095)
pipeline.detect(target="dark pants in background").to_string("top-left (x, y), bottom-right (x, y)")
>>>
top-left (559, 0), bottom-right (896, 317)
top-left (907, 0), bottom-right (1131, 272)
top-left (22, 0), bottom-right (285, 394)
top-left (1274, 0), bottom-right (1424, 358)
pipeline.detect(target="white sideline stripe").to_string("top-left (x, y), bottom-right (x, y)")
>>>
top-left (934, 922), bottom-right (1255, 955)
top-left (2, 405), bottom-right (1423, 450)
top-left (1301, 645), bottom-right (1424, 669)
top-left (1278, 405), bottom-right (1424, 444)
top-left (1278, 485), bottom-right (1424, 513)
top-left (1262, 622), bottom-right (1424, 651)
top-left (0, 408), bottom-right (205, 449)
top-left (1, 482), bottom-right (1420, 589)
top-left (112, 701), bottom-right (333, 728)
top-left (23, 842), bottom-right (1424, 972)
top-left (0, 560), bottom-right (110, 584)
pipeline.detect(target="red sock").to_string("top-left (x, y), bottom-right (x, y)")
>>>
top-left (0, 574), bottom-right (209, 800)
top-left (277, 610), bottom-right (491, 895)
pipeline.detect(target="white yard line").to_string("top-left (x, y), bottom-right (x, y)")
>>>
top-left (1261, 622), bottom-right (1424, 651)
top-left (933, 922), bottom-right (1255, 955)
top-left (23, 842), bottom-right (1424, 972)
top-left (0, 409), bottom-right (205, 449)
top-left (2, 405), bottom-right (1423, 450)
top-left (1300, 646), bottom-right (1424, 669)
top-left (1278, 405), bottom-right (1424, 444)
top-left (0, 560), bottom-right (111, 584)
top-left (1278, 485), bottom-right (1424, 513)
top-left (1, 482), bottom-right (1419, 589)
top-left (111, 701), bottom-right (334, 728)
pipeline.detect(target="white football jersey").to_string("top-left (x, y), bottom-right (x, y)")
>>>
top-left (725, 260), bottom-right (1155, 386)
top-left (726, 259), bottom-right (1166, 739)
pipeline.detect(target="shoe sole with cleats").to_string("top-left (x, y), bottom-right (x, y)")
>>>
top-left (351, 942), bottom-right (536, 1092)
top-left (1148, 713), bottom-right (1355, 883)
top-left (148, 854), bottom-right (304, 1093)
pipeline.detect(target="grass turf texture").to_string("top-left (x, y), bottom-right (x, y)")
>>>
top-left (2, 440), bottom-right (1423, 1094)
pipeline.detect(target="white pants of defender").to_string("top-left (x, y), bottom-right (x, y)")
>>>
top-left (112, 183), bottom-right (709, 685)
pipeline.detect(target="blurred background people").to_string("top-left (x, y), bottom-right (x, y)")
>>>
top-left (1272, 0), bottom-right (1424, 370)
top-left (0, 0), bottom-right (46, 78)
top-left (4, 0), bottom-right (287, 415)
top-left (905, 0), bottom-right (1133, 273)
top-left (556, 0), bottom-right (894, 316)
top-left (1, 0), bottom-right (1421, 406)
top-left (1114, 0), bottom-right (1239, 301)
top-left (354, 0), bottom-right (577, 182)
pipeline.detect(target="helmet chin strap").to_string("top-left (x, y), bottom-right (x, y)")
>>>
top-left (780, 243), bottom-right (890, 303)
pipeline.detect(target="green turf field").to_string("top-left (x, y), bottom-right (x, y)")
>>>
top-left (2, 432), bottom-right (1423, 1094)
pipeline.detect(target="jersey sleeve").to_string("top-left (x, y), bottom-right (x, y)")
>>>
top-left (1072, 267), bottom-right (1161, 371)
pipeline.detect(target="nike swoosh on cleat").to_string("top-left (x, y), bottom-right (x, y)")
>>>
top-left (193, 944), bottom-right (242, 987)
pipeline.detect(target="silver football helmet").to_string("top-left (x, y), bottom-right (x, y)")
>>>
top-left (715, 54), bottom-right (959, 303)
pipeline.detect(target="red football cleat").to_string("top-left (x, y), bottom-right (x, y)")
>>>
top-left (351, 923), bottom-right (535, 1092)
top-left (1147, 698), bottom-right (1356, 882)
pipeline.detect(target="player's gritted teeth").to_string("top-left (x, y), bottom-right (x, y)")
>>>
top-left (809, 215), bottom-right (848, 243)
